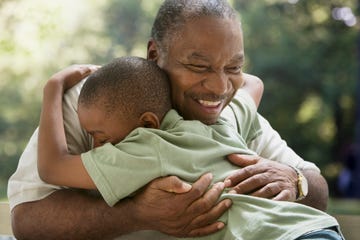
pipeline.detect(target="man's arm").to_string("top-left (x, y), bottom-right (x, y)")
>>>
top-left (12, 189), bottom-right (132, 240)
top-left (12, 174), bottom-right (230, 240)
top-left (225, 113), bottom-right (328, 211)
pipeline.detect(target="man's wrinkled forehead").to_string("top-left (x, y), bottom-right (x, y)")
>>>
top-left (186, 52), bottom-right (245, 63)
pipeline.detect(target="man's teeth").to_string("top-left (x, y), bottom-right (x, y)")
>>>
top-left (198, 100), bottom-right (221, 107)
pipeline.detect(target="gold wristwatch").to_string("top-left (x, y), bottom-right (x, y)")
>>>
top-left (292, 167), bottom-right (308, 201)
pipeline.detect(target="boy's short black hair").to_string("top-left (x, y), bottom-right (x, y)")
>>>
top-left (78, 56), bottom-right (171, 121)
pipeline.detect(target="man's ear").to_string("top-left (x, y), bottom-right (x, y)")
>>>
top-left (147, 39), bottom-right (159, 61)
top-left (139, 112), bottom-right (160, 129)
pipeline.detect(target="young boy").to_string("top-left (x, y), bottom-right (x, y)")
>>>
top-left (38, 57), bottom-right (341, 240)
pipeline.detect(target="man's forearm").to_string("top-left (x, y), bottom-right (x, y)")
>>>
top-left (11, 189), bottom-right (138, 240)
top-left (299, 170), bottom-right (329, 211)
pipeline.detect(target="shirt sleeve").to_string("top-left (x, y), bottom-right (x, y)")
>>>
top-left (7, 79), bottom-right (90, 210)
top-left (222, 89), bottom-right (320, 172)
top-left (81, 129), bottom-right (162, 207)
top-left (248, 114), bottom-right (320, 172)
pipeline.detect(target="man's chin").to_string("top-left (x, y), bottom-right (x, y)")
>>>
top-left (197, 116), bottom-right (219, 125)
top-left (182, 111), bottom-right (219, 125)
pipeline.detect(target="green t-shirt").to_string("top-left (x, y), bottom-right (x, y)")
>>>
top-left (82, 90), bottom-right (338, 240)
top-left (82, 90), bottom-right (260, 204)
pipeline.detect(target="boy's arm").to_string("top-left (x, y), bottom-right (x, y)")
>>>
top-left (38, 65), bottom-right (98, 189)
top-left (241, 73), bottom-right (264, 108)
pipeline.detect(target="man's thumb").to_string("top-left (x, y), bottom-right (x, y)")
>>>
top-left (152, 176), bottom-right (192, 194)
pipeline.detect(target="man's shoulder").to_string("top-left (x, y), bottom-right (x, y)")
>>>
top-left (63, 77), bottom-right (87, 106)
top-left (221, 89), bottom-right (257, 123)
top-left (230, 89), bottom-right (257, 112)
top-left (221, 89), bottom-right (262, 142)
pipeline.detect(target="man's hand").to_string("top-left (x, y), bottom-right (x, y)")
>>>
top-left (225, 154), bottom-right (298, 201)
top-left (129, 173), bottom-right (232, 238)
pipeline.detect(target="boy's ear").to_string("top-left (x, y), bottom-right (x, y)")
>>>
top-left (147, 39), bottom-right (159, 61)
top-left (139, 112), bottom-right (160, 129)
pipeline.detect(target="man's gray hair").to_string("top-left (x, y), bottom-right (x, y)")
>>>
top-left (151, 0), bottom-right (239, 53)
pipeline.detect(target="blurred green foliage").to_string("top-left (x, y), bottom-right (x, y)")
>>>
top-left (0, 0), bottom-right (358, 199)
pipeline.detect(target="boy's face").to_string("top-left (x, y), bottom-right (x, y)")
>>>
top-left (78, 105), bottom-right (138, 147)
top-left (151, 16), bottom-right (245, 125)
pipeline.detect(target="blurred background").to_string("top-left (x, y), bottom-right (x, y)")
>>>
top-left (1, 0), bottom-right (359, 213)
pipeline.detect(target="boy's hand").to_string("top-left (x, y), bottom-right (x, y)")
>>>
top-left (48, 64), bottom-right (100, 92)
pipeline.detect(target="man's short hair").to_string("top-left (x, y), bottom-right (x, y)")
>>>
top-left (151, 0), bottom-right (239, 53)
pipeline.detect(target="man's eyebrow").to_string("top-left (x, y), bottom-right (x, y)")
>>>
top-left (187, 52), bottom-right (209, 61)
top-left (187, 52), bottom-right (245, 63)
top-left (232, 53), bottom-right (245, 63)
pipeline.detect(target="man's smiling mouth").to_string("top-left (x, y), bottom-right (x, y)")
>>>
top-left (198, 99), bottom-right (222, 107)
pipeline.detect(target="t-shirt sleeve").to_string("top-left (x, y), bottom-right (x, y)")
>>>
top-left (81, 129), bottom-right (162, 207)
top-left (248, 114), bottom-right (320, 172)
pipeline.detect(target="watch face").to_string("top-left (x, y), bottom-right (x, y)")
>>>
top-left (292, 167), bottom-right (308, 201)
top-left (298, 173), bottom-right (308, 199)
top-left (301, 175), bottom-right (308, 196)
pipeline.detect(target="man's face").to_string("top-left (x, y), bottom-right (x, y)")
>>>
top-left (150, 16), bottom-right (245, 125)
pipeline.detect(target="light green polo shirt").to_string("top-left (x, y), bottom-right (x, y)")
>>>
top-left (82, 90), bottom-right (338, 240)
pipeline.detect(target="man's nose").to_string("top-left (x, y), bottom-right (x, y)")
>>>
top-left (202, 71), bottom-right (229, 95)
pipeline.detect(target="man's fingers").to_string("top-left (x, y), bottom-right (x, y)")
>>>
top-left (272, 189), bottom-right (294, 201)
top-left (191, 198), bottom-right (232, 227)
top-left (150, 176), bottom-right (192, 194)
top-left (229, 176), bottom-right (256, 194)
top-left (182, 173), bottom-right (213, 201)
top-left (187, 221), bottom-right (225, 238)
top-left (250, 182), bottom-right (282, 198)
top-left (186, 187), bottom-right (230, 236)
top-left (188, 181), bottom-right (225, 215)
top-left (225, 154), bottom-right (262, 185)
top-left (148, 172), bottom-right (213, 196)
top-left (225, 163), bottom-right (262, 188)
top-left (227, 154), bottom-right (261, 167)
top-left (132, 173), bottom-right (227, 238)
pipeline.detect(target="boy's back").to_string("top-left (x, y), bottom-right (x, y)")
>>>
top-left (82, 90), bottom-right (339, 240)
